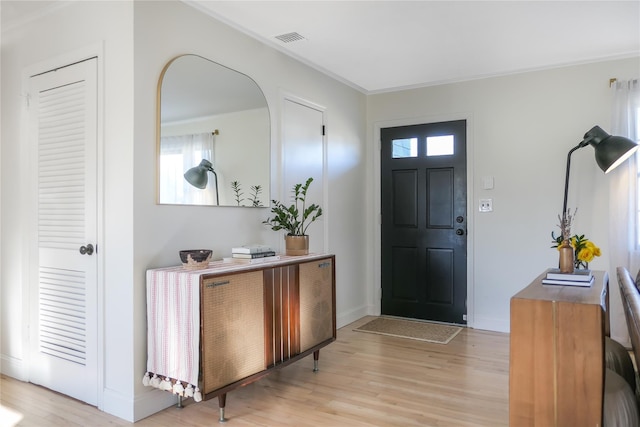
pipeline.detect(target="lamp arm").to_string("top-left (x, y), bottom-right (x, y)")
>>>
top-left (209, 168), bottom-right (219, 206)
top-left (200, 163), bottom-right (220, 206)
top-left (562, 138), bottom-right (592, 220)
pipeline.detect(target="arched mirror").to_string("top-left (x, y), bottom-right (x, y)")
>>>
top-left (157, 54), bottom-right (270, 207)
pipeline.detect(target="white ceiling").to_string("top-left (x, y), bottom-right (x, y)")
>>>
top-left (187, 0), bottom-right (640, 93)
top-left (2, 1), bottom-right (638, 94)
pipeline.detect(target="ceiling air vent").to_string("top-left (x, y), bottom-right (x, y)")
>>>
top-left (275, 32), bottom-right (306, 43)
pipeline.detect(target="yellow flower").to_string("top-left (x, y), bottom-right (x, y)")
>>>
top-left (585, 241), bottom-right (601, 257)
top-left (577, 246), bottom-right (595, 263)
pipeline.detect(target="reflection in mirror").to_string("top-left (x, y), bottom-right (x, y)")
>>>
top-left (157, 54), bottom-right (270, 207)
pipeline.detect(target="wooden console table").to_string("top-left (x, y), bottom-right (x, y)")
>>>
top-left (509, 269), bottom-right (609, 426)
top-left (144, 254), bottom-right (336, 421)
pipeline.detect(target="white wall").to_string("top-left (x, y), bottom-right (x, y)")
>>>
top-left (1, 0), bottom-right (136, 419)
top-left (367, 57), bottom-right (640, 340)
top-left (132, 0), bottom-right (367, 420)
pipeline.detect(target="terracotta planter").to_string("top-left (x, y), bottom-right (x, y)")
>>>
top-left (285, 235), bottom-right (309, 256)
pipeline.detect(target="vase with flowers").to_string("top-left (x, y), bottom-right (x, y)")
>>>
top-left (551, 209), bottom-right (601, 271)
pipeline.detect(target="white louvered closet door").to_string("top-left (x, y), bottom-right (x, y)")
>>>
top-left (28, 58), bottom-right (98, 406)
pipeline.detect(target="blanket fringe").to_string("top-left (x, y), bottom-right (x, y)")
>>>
top-left (184, 384), bottom-right (194, 397)
top-left (142, 372), bottom-right (199, 401)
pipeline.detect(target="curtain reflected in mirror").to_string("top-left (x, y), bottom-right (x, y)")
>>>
top-left (160, 132), bottom-right (217, 205)
top-left (157, 54), bottom-right (270, 207)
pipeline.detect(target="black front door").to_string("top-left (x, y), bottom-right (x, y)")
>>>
top-left (381, 120), bottom-right (467, 324)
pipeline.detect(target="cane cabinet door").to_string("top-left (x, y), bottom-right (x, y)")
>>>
top-left (299, 257), bottom-right (336, 352)
top-left (201, 271), bottom-right (265, 394)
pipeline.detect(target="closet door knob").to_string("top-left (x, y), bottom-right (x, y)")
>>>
top-left (79, 244), bottom-right (94, 255)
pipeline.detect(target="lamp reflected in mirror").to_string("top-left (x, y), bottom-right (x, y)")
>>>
top-left (184, 159), bottom-right (219, 205)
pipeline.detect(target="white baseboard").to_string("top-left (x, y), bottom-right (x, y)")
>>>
top-left (102, 388), bottom-right (178, 423)
top-left (102, 387), bottom-right (135, 422)
top-left (0, 354), bottom-right (28, 381)
top-left (103, 386), bottom-right (177, 422)
top-left (337, 305), bottom-right (368, 329)
top-left (471, 316), bottom-right (510, 333)
top-left (132, 388), bottom-right (178, 422)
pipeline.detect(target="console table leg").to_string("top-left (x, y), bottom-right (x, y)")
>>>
top-left (313, 350), bottom-right (320, 372)
top-left (218, 393), bottom-right (228, 423)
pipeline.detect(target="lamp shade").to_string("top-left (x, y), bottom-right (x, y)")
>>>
top-left (562, 126), bottom-right (638, 218)
top-left (584, 125), bottom-right (638, 173)
top-left (184, 159), bottom-right (214, 189)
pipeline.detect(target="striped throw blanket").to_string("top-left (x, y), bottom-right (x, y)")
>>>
top-left (142, 266), bottom-right (202, 400)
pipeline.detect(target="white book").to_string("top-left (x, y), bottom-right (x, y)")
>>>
top-left (231, 244), bottom-right (273, 254)
top-left (231, 255), bottom-right (281, 264)
top-left (232, 251), bottom-right (276, 259)
top-left (542, 276), bottom-right (595, 287)
top-left (546, 268), bottom-right (592, 282)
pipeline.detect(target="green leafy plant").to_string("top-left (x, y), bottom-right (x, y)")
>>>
top-left (231, 181), bottom-right (244, 206)
top-left (249, 185), bottom-right (263, 207)
top-left (231, 181), bottom-right (262, 207)
top-left (263, 177), bottom-right (322, 236)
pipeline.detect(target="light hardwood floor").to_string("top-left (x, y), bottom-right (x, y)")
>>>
top-left (0, 316), bottom-right (509, 426)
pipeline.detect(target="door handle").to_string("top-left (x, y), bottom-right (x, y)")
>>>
top-left (79, 243), bottom-right (94, 255)
top-left (456, 229), bottom-right (465, 236)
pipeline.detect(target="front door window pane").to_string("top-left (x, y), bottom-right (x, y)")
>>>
top-left (427, 135), bottom-right (454, 156)
top-left (392, 138), bottom-right (418, 158)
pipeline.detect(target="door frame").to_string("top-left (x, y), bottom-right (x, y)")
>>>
top-left (279, 91), bottom-right (329, 254)
top-left (21, 43), bottom-right (105, 409)
top-left (372, 113), bottom-right (475, 326)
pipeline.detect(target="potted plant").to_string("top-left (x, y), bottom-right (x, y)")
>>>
top-left (263, 177), bottom-right (323, 255)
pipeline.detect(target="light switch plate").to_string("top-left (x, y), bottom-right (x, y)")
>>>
top-left (482, 176), bottom-right (494, 190)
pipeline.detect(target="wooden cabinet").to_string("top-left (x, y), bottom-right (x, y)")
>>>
top-left (145, 254), bottom-right (336, 421)
top-left (509, 270), bottom-right (609, 426)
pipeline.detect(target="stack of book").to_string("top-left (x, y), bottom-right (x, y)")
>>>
top-left (231, 244), bottom-right (280, 264)
top-left (541, 268), bottom-right (594, 287)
